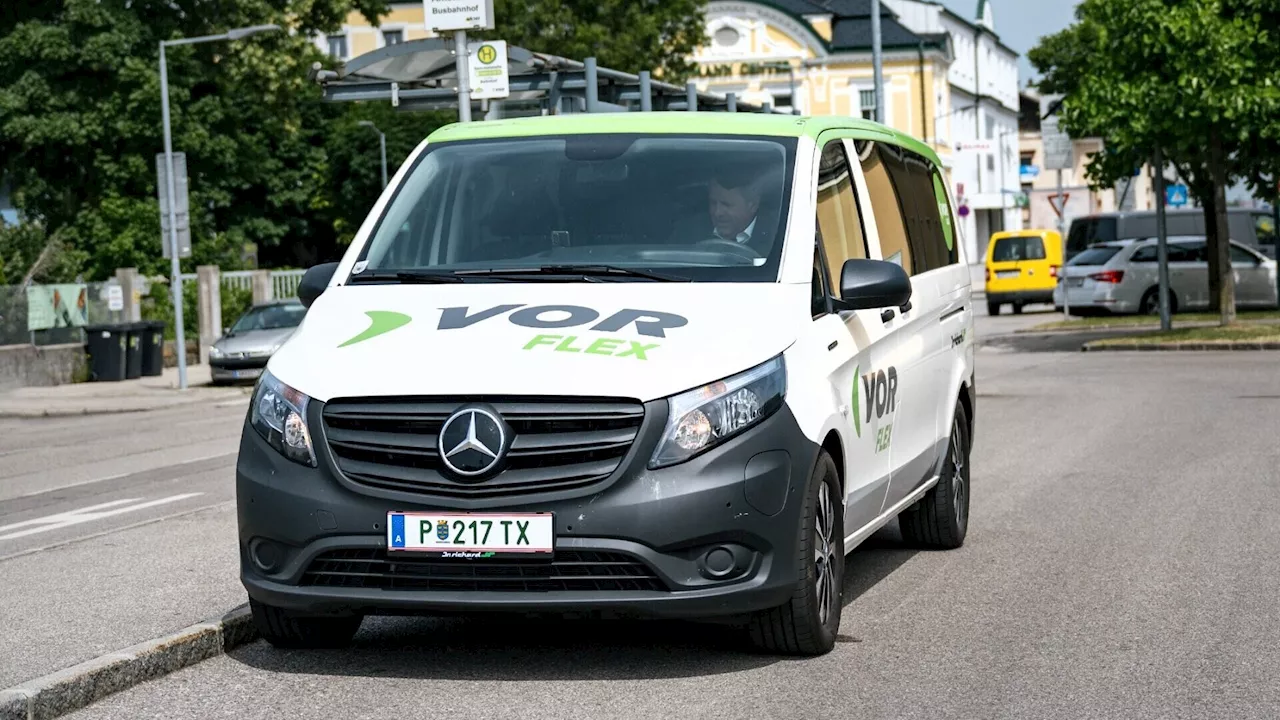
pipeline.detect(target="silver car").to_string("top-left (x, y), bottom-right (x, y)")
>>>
top-left (209, 300), bottom-right (308, 384)
top-left (1054, 236), bottom-right (1279, 315)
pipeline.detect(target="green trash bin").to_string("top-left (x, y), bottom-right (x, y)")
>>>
top-left (83, 324), bottom-right (128, 382)
top-left (123, 322), bottom-right (144, 380)
top-left (139, 321), bottom-right (165, 377)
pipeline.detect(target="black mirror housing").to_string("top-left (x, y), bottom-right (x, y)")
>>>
top-left (297, 262), bottom-right (340, 308)
top-left (838, 258), bottom-right (913, 310)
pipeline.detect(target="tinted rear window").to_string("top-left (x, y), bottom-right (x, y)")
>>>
top-left (991, 236), bottom-right (1046, 262)
top-left (1066, 217), bottom-right (1117, 254)
top-left (1068, 245), bottom-right (1123, 266)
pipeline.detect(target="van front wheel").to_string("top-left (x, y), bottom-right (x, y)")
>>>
top-left (747, 449), bottom-right (843, 656)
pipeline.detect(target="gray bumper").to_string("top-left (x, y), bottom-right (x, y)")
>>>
top-left (236, 399), bottom-right (821, 620)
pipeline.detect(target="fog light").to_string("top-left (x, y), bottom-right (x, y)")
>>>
top-left (249, 538), bottom-right (284, 572)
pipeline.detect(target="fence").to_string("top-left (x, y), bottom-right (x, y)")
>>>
top-left (177, 269), bottom-right (305, 300)
top-left (0, 282), bottom-right (127, 347)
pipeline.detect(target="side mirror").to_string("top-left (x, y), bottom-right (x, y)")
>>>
top-left (837, 259), bottom-right (912, 310)
top-left (297, 262), bottom-right (341, 308)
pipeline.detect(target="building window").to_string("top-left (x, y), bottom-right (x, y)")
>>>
top-left (858, 89), bottom-right (876, 120)
top-left (327, 35), bottom-right (347, 60)
top-left (714, 26), bottom-right (740, 47)
top-left (382, 30), bottom-right (403, 46)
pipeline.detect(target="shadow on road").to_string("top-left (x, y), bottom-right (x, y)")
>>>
top-left (229, 526), bottom-right (920, 681)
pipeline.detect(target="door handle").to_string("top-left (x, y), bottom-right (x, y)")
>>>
top-left (881, 308), bottom-right (895, 323)
top-left (828, 340), bottom-right (839, 351)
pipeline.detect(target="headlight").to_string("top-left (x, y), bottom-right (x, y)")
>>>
top-left (209, 345), bottom-right (224, 359)
top-left (250, 370), bottom-right (316, 467)
top-left (649, 356), bottom-right (786, 469)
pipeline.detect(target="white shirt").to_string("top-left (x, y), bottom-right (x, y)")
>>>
top-left (714, 216), bottom-right (757, 244)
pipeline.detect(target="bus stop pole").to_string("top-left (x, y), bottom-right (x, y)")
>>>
top-left (454, 30), bottom-right (471, 121)
top-left (1154, 147), bottom-right (1172, 331)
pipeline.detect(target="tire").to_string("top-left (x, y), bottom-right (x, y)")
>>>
top-left (1139, 287), bottom-right (1178, 316)
top-left (747, 449), bottom-right (844, 656)
top-left (1012, 302), bottom-right (1024, 315)
top-left (250, 599), bottom-right (363, 649)
top-left (899, 401), bottom-right (970, 550)
top-left (987, 301), bottom-right (1000, 316)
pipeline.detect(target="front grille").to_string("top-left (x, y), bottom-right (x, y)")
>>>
top-left (300, 548), bottom-right (666, 592)
top-left (321, 397), bottom-right (645, 499)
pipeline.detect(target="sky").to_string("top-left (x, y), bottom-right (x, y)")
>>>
top-left (937, 0), bottom-right (1082, 88)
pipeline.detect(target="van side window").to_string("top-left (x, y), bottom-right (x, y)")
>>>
top-left (856, 141), bottom-right (913, 272)
top-left (815, 139), bottom-right (869, 279)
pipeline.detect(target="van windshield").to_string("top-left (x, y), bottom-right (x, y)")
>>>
top-left (353, 134), bottom-right (797, 283)
top-left (1066, 217), bottom-right (1117, 255)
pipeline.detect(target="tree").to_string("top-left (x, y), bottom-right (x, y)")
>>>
top-left (1029, 0), bottom-right (1280, 325)
top-left (0, 0), bottom-right (391, 279)
top-left (476, 0), bottom-right (707, 79)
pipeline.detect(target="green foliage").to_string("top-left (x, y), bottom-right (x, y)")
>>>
top-left (220, 284), bottom-right (255, 333)
top-left (476, 0), bottom-right (707, 80)
top-left (0, 221), bottom-right (86, 284)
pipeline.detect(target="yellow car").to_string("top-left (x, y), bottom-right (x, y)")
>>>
top-left (984, 229), bottom-right (1063, 315)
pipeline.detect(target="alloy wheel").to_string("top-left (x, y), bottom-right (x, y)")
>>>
top-left (813, 480), bottom-right (839, 625)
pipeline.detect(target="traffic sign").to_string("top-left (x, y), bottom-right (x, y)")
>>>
top-left (1040, 96), bottom-right (1074, 171)
top-left (1165, 183), bottom-right (1189, 207)
top-left (1048, 192), bottom-right (1070, 218)
top-left (468, 39), bottom-right (509, 99)
top-left (424, 0), bottom-right (494, 31)
top-left (156, 152), bottom-right (191, 259)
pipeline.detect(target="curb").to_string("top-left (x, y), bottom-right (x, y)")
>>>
top-left (1082, 341), bottom-right (1280, 352)
top-left (0, 605), bottom-right (258, 720)
top-left (0, 392), bottom-right (250, 419)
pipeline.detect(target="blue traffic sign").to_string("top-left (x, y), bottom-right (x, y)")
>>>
top-left (1166, 184), bottom-right (1189, 207)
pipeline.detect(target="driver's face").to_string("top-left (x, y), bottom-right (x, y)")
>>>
top-left (709, 181), bottom-right (759, 239)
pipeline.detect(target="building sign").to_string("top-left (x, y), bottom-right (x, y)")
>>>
top-left (424, 0), bottom-right (494, 31)
top-left (26, 284), bottom-right (88, 332)
top-left (1020, 164), bottom-right (1040, 182)
top-left (956, 140), bottom-right (993, 153)
top-left (468, 40), bottom-right (509, 99)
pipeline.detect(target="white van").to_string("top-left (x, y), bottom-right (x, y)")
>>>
top-left (237, 113), bottom-right (976, 656)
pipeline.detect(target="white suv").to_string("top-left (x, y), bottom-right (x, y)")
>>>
top-left (236, 113), bottom-right (976, 657)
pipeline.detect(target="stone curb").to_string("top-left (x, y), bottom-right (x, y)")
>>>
top-left (1082, 341), bottom-right (1280, 352)
top-left (0, 605), bottom-right (258, 720)
top-left (0, 392), bottom-right (250, 419)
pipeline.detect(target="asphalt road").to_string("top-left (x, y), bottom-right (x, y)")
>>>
top-left (0, 396), bottom-right (250, 688)
top-left (44, 331), bottom-right (1280, 717)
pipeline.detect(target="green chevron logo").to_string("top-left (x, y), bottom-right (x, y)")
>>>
top-left (338, 310), bottom-right (412, 348)
top-left (851, 363), bottom-right (861, 437)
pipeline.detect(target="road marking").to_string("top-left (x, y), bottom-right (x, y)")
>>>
top-left (6, 452), bottom-right (235, 501)
top-left (0, 494), bottom-right (204, 541)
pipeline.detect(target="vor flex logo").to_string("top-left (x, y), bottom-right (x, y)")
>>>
top-left (852, 364), bottom-right (898, 454)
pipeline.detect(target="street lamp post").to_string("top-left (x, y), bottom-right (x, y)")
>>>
top-left (358, 121), bottom-right (388, 189)
top-left (159, 24), bottom-right (281, 390)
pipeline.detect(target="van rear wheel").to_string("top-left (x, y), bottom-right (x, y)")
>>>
top-left (986, 301), bottom-right (1000, 316)
top-left (899, 402), bottom-right (970, 550)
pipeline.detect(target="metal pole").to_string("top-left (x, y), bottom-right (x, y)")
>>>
top-left (871, 0), bottom-right (884, 124)
top-left (1154, 147), bottom-right (1171, 330)
top-left (159, 42), bottom-right (188, 390)
top-left (378, 131), bottom-right (387, 189)
top-left (686, 82), bottom-right (697, 112)
top-left (997, 133), bottom-right (1006, 232)
top-left (726, 92), bottom-right (736, 112)
top-left (1057, 167), bottom-right (1068, 318)
top-left (639, 71), bottom-right (652, 112)
top-left (453, 30), bottom-right (471, 122)
top-left (788, 64), bottom-right (798, 115)
top-left (585, 57), bottom-right (599, 112)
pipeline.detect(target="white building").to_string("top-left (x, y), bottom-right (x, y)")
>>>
top-left (882, 0), bottom-right (1022, 272)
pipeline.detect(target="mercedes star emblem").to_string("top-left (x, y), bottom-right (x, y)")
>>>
top-left (438, 407), bottom-right (507, 477)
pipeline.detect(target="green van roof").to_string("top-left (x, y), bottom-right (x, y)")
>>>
top-left (425, 112), bottom-right (943, 168)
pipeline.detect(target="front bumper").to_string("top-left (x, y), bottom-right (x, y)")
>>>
top-left (210, 357), bottom-right (268, 382)
top-left (237, 399), bottom-right (820, 620)
top-left (986, 289), bottom-right (1055, 306)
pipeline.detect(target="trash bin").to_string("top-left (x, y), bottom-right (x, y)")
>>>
top-left (83, 324), bottom-right (128, 382)
top-left (139, 321), bottom-right (166, 377)
top-left (123, 322), bottom-right (144, 380)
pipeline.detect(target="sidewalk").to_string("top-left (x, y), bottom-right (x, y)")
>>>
top-left (0, 365), bottom-right (252, 418)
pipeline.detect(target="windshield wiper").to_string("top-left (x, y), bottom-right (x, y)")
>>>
top-left (349, 270), bottom-right (467, 284)
top-left (454, 265), bottom-right (689, 282)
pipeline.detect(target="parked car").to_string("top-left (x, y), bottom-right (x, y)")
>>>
top-left (234, 113), bottom-right (977, 657)
top-left (1065, 208), bottom-right (1277, 261)
top-left (208, 300), bottom-right (308, 384)
top-left (983, 229), bottom-right (1062, 315)
top-left (1054, 236), bottom-right (1279, 315)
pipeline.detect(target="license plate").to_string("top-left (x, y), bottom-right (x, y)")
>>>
top-left (387, 512), bottom-right (554, 558)
top-left (1067, 277), bottom-right (1085, 287)
top-left (996, 270), bottom-right (1020, 279)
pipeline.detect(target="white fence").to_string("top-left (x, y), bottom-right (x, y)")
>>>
top-left (178, 269), bottom-right (306, 300)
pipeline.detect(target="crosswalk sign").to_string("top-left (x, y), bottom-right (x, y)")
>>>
top-left (1165, 184), bottom-right (1189, 207)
